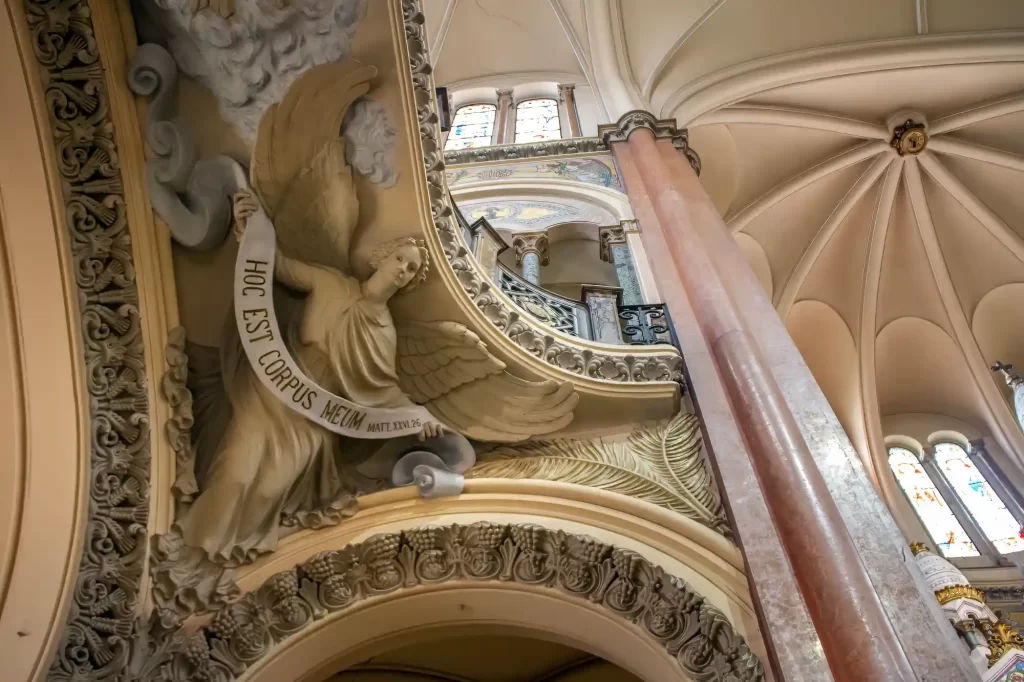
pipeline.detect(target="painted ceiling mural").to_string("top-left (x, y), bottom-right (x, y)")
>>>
top-left (459, 197), bottom-right (617, 230)
top-left (446, 156), bottom-right (623, 191)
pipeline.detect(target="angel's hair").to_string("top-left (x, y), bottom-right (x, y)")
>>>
top-left (368, 237), bottom-right (430, 293)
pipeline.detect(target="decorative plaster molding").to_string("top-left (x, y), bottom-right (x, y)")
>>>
top-left (132, 522), bottom-right (764, 681)
top-left (443, 137), bottom-right (609, 165)
top-left (24, 1), bottom-right (153, 678)
top-left (512, 232), bottom-right (551, 266)
top-left (599, 225), bottom-right (626, 262)
top-left (598, 110), bottom-right (701, 176)
top-left (471, 413), bottom-right (731, 537)
top-left (405, 2), bottom-right (683, 383)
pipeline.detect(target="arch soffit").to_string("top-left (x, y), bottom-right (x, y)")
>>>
top-left (450, 180), bottom-right (633, 222)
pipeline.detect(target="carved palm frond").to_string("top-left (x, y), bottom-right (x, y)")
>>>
top-left (469, 413), bottom-right (731, 537)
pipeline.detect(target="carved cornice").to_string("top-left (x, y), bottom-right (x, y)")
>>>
top-left (405, 2), bottom-right (683, 383)
top-left (24, 1), bottom-right (153, 678)
top-left (599, 225), bottom-right (627, 262)
top-left (134, 522), bottom-right (764, 681)
top-left (980, 584), bottom-right (1024, 603)
top-left (512, 232), bottom-right (550, 266)
top-left (598, 110), bottom-right (702, 177)
top-left (443, 137), bottom-right (608, 165)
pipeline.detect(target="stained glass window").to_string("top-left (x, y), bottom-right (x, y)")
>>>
top-left (514, 98), bottom-right (561, 144)
top-left (934, 442), bottom-right (1023, 554)
top-left (888, 447), bottom-right (979, 558)
top-left (445, 104), bottom-right (496, 150)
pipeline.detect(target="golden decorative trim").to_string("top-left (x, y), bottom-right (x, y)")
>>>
top-left (909, 541), bottom-right (929, 556)
top-left (978, 619), bottom-right (1024, 666)
top-left (935, 584), bottom-right (986, 605)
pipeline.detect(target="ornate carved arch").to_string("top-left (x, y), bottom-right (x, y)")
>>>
top-left (138, 522), bottom-right (764, 682)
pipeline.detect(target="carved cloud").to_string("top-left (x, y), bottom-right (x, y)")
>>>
top-left (145, 0), bottom-right (368, 141)
top-left (343, 98), bottom-right (399, 187)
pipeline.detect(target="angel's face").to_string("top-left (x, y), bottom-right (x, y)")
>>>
top-left (377, 244), bottom-right (423, 291)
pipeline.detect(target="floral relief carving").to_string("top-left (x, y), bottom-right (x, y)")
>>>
top-left (133, 523), bottom-right (764, 682)
top-left (25, 1), bottom-right (152, 679)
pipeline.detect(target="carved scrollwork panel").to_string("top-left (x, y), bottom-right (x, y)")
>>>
top-left (24, 1), bottom-right (153, 679)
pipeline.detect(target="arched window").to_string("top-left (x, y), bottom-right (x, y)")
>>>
top-left (933, 442), bottom-right (1023, 554)
top-left (887, 447), bottom-right (979, 558)
top-left (515, 98), bottom-right (561, 144)
top-left (445, 104), bottom-right (496, 150)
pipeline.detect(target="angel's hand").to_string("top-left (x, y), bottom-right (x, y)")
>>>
top-left (232, 190), bottom-right (260, 242)
top-left (419, 421), bottom-right (445, 441)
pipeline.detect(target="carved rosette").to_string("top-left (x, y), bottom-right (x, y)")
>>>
top-left (24, 0), bottom-right (153, 678)
top-left (512, 232), bottom-right (551, 266)
top-left (135, 523), bottom-right (763, 682)
top-left (598, 110), bottom-right (702, 177)
top-left (404, 2), bottom-right (682, 383)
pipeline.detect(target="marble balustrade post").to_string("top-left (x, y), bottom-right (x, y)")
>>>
top-left (581, 285), bottom-right (624, 344)
top-left (599, 224), bottom-right (643, 305)
top-left (511, 232), bottom-right (549, 286)
top-left (600, 111), bottom-right (976, 682)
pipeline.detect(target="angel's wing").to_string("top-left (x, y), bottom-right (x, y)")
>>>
top-left (250, 60), bottom-right (376, 272)
top-left (396, 321), bottom-right (579, 442)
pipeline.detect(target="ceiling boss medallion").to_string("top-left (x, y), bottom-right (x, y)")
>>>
top-left (891, 119), bottom-right (928, 156)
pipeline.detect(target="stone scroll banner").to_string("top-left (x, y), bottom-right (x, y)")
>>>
top-left (235, 210), bottom-right (442, 438)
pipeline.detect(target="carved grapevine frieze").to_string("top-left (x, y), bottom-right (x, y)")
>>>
top-left (25, 0), bottom-right (152, 679)
top-left (135, 523), bottom-right (764, 682)
top-left (442, 137), bottom-right (609, 165)
top-left (402, 1), bottom-right (683, 384)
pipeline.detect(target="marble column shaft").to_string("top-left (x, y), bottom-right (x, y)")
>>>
top-left (651, 133), bottom-right (977, 681)
top-left (520, 251), bottom-right (541, 286)
top-left (607, 119), bottom-right (977, 681)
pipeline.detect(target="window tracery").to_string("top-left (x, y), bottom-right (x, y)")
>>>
top-left (887, 446), bottom-right (979, 558)
top-left (445, 103), bottom-right (496, 150)
top-left (515, 98), bottom-right (561, 144)
top-left (933, 442), bottom-right (1023, 554)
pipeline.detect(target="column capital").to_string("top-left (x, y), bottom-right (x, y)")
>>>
top-left (598, 110), bottom-right (702, 176)
top-left (556, 82), bottom-right (576, 99)
top-left (598, 224), bottom-right (626, 262)
top-left (512, 232), bottom-right (550, 266)
top-left (496, 88), bottom-right (514, 104)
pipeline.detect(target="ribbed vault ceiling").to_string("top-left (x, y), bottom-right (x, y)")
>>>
top-left (689, 62), bottom-right (1024, 484)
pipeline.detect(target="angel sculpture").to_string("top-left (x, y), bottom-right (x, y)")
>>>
top-left (174, 61), bottom-right (578, 567)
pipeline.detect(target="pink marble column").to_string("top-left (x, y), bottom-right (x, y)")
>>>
top-left (602, 114), bottom-right (927, 682)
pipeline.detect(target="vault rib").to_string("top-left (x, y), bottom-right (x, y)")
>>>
top-left (918, 151), bottom-right (1024, 265)
top-left (776, 153), bottom-right (890, 318)
top-left (928, 136), bottom-right (1024, 173)
top-left (857, 159), bottom-right (903, 495)
top-left (694, 104), bottom-right (888, 140)
top-left (904, 159), bottom-right (1024, 470)
top-left (727, 141), bottom-right (888, 233)
top-left (930, 91), bottom-right (1024, 135)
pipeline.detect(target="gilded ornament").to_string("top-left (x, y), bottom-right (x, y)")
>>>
top-left (977, 618), bottom-right (1024, 666)
top-left (909, 541), bottom-right (930, 556)
top-left (935, 584), bottom-right (987, 605)
top-left (890, 119), bottom-right (928, 156)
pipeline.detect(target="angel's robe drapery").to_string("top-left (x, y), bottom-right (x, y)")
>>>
top-left (175, 263), bottom-right (411, 566)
